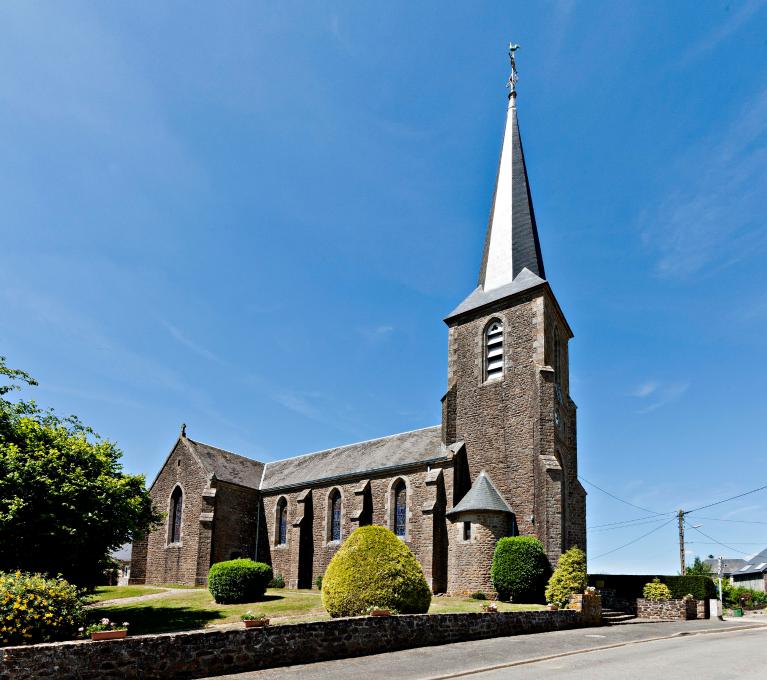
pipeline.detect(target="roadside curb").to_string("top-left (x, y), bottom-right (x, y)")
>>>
top-left (425, 622), bottom-right (767, 679)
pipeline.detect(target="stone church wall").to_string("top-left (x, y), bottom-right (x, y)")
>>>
top-left (446, 291), bottom-right (544, 547)
top-left (211, 482), bottom-right (260, 565)
top-left (131, 441), bottom-right (212, 586)
top-left (260, 461), bottom-right (452, 591)
top-left (447, 512), bottom-right (511, 595)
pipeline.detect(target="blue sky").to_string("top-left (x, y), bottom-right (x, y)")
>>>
top-left (2, 1), bottom-right (766, 574)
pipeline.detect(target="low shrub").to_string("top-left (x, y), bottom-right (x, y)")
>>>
top-left (491, 536), bottom-right (549, 602)
top-left (321, 526), bottom-right (431, 617)
top-left (0, 571), bottom-right (84, 646)
top-left (315, 574), bottom-right (323, 590)
top-left (545, 546), bottom-right (587, 607)
top-left (470, 591), bottom-right (487, 600)
top-left (268, 573), bottom-right (285, 589)
top-left (643, 578), bottom-right (672, 600)
top-left (722, 582), bottom-right (767, 609)
top-left (208, 559), bottom-right (272, 604)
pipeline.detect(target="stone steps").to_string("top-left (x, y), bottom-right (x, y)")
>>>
top-left (601, 608), bottom-right (638, 625)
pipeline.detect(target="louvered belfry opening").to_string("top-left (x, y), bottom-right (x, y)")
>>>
top-left (485, 320), bottom-right (504, 381)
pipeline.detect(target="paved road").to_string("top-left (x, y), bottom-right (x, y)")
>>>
top-left (210, 620), bottom-right (767, 680)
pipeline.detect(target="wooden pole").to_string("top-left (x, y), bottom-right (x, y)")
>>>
top-left (678, 509), bottom-right (686, 575)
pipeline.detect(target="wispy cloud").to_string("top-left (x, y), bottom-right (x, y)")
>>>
top-left (274, 390), bottom-right (324, 421)
top-left (358, 324), bottom-right (395, 343)
top-left (630, 381), bottom-right (658, 398)
top-left (677, 0), bottom-right (767, 66)
top-left (630, 379), bottom-right (689, 414)
top-left (641, 85), bottom-right (767, 279)
top-left (160, 319), bottom-right (227, 366)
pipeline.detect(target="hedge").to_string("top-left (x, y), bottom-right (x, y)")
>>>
top-left (208, 559), bottom-right (272, 604)
top-left (321, 526), bottom-right (431, 617)
top-left (491, 536), bottom-right (549, 602)
top-left (589, 573), bottom-right (716, 601)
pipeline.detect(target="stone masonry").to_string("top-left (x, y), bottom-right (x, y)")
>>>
top-left (0, 611), bottom-right (581, 680)
top-left (131, 67), bottom-right (587, 594)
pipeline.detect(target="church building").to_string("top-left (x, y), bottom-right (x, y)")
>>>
top-left (130, 51), bottom-right (586, 595)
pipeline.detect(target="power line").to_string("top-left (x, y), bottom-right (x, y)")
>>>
top-left (579, 477), bottom-right (667, 516)
top-left (590, 517), bottom-right (673, 533)
top-left (686, 482), bottom-right (767, 515)
top-left (590, 513), bottom-right (675, 530)
top-left (685, 522), bottom-right (752, 556)
top-left (695, 516), bottom-right (767, 525)
top-left (591, 516), bottom-right (676, 560)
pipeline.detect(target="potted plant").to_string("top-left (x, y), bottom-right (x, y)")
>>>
top-left (84, 618), bottom-right (129, 640)
top-left (481, 602), bottom-right (499, 613)
top-left (365, 605), bottom-right (395, 617)
top-left (241, 611), bottom-right (270, 628)
top-left (547, 602), bottom-right (559, 611)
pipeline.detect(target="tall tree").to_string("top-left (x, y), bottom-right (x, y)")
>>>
top-left (0, 357), bottom-right (161, 586)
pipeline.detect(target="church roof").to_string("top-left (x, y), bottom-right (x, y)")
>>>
top-left (446, 77), bottom-right (547, 322)
top-left (446, 470), bottom-right (514, 516)
top-left (185, 437), bottom-right (265, 490)
top-left (260, 426), bottom-right (444, 490)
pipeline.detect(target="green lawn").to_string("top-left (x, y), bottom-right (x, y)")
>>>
top-left (89, 585), bottom-right (166, 602)
top-left (89, 588), bottom-right (545, 635)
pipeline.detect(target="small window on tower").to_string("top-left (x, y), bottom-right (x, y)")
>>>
top-left (485, 320), bottom-right (504, 381)
top-left (463, 521), bottom-right (472, 541)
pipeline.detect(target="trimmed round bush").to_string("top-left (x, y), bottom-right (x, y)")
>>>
top-left (491, 536), bottom-right (549, 602)
top-left (208, 559), bottom-right (272, 604)
top-left (321, 526), bottom-right (432, 617)
top-left (643, 578), bottom-right (672, 601)
top-left (0, 571), bottom-right (83, 645)
top-left (545, 546), bottom-right (587, 606)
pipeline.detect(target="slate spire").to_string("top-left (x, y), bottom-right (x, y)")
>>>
top-left (477, 45), bottom-right (545, 292)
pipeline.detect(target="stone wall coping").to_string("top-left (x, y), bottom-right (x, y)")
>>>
top-left (0, 610), bottom-right (582, 680)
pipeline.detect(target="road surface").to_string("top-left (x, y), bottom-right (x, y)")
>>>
top-left (209, 619), bottom-right (767, 679)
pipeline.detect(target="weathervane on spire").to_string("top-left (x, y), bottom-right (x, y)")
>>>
top-left (507, 43), bottom-right (520, 95)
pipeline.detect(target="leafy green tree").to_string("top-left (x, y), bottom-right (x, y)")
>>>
top-left (686, 556), bottom-right (714, 577)
top-left (0, 357), bottom-right (161, 586)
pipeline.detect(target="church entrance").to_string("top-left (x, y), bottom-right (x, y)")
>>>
top-left (297, 499), bottom-right (314, 589)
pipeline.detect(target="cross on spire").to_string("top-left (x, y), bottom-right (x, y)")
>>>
top-left (507, 43), bottom-right (520, 96)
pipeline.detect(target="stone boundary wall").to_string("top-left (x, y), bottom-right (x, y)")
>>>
top-left (0, 610), bottom-right (580, 680)
top-left (636, 598), bottom-right (697, 621)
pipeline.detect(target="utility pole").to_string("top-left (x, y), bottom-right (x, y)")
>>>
top-left (718, 556), bottom-right (724, 602)
top-left (678, 509), bottom-right (686, 575)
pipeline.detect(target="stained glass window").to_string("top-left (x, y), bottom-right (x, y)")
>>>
top-left (394, 481), bottom-right (407, 537)
top-left (169, 486), bottom-right (183, 544)
top-left (277, 498), bottom-right (287, 545)
top-left (330, 490), bottom-right (341, 542)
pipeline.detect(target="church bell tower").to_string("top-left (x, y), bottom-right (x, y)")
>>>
top-left (442, 46), bottom-right (586, 593)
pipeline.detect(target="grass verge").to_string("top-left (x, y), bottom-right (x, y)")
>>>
top-left (89, 588), bottom-right (545, 635)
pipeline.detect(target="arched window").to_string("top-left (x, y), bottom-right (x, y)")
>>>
top-left (485, 320), bottom-right (504, 381)
top-left (393, 480), bottom-right (407, 538)
top-left (276, 498), bottom-right (288, 546)
top-left (329, 490), bottom-right (341, 542)
top-left (169, 486), bottom-right (183, 544)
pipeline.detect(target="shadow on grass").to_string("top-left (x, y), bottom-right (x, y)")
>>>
top-left (88, 605), bottom-right (225, 635)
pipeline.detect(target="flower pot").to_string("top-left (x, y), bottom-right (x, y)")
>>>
top-left (547, 604), bottom-right (559, 611)
top-left (91, 629), bottom-right (127, 641)
top-left (370, 609), bottom-right (391, 617)
top-left (244, 619), bottom-right (269, 628)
